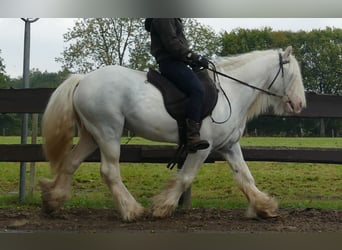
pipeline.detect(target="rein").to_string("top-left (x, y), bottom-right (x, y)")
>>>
top-left (208, 53), bottom-right (290, 98)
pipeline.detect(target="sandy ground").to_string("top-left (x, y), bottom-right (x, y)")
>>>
top-left (0, 207), bottom-right (341, 233)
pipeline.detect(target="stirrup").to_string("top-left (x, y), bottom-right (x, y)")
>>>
top-left (187, 139), bottom-right (209, 153)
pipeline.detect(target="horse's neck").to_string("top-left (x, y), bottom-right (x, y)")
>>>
top-left (217, 52), bottom-right (275, 118)
top-left (218, 52), bottom-right (275, 87)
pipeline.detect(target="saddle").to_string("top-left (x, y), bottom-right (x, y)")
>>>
top-left (146, 68), bottom-right (218, 169)
top-left (146, 68), bottom-right (218, 122)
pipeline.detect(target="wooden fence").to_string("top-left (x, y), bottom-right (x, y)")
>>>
top-left (0, 88), bottom-right (342, 164)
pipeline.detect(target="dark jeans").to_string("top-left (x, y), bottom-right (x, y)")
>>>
top-left (159, 60), bottom-right (205, 122)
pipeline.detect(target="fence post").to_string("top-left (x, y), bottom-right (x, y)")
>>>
top-left (29, 113), bottom-right (38, 196)
top-left (19, 18), bottom-right (39, 202)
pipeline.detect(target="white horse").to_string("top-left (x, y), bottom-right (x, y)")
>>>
top-left (40, 46), bottom-right (306, 222)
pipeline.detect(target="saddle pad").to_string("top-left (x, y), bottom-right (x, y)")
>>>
top-left (147, 68), bottom-right (218, 121)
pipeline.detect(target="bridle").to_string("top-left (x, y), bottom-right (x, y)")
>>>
top-left (267, 53), bottom-right (290, 93)
top-left (206, 52), bottom-right (291, 124)
top-left (208, 52), bottom-right (290, 98)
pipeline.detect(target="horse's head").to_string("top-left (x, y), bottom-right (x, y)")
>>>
top-left (269, 46), bottom-right (306, 116)
top-left (216, 47), bottom-right (306, 120)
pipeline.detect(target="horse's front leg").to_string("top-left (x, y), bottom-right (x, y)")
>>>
top-left (223, 143), bottom-right (278, 218)
top-left (152, 149), bottom-right (210, 218)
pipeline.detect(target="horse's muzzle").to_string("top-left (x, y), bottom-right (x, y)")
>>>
top-left (283, 95), bottom-right (303, 114)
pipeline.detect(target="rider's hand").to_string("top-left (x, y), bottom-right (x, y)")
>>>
top-left (186, 52), bottom-right (210, 69)
top-left (196, 56), bottom-right (210, 69)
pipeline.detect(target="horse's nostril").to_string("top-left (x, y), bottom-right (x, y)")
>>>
top-left (288, 100), bottom-right (294, 110)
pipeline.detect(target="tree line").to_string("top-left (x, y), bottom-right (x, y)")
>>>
top-left (0, 18), bottom-right (341, 136)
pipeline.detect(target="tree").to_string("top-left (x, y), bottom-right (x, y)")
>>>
top-left (297, 28), bottom-right (341, 95)
top-left (58, 18), bottom-right (223, 73)
top-left (293, 28), bottom-right (342, 136)
top-left (0, 51), bottom-right (17, 135)
top-left (128, 19), bottom-right (153, 71)
top-left (0, 50), bottom-right (10, 88)
top-left (183, 19), bottom-right (221, 57)
top-left (0, 50), bottom-right (4, 73)
top-left (56, 18), bottom-right (146, 73)
top-left (10, 68), bottom-right (71, 88)
top-left (220, 27), bottom-right (275, 55)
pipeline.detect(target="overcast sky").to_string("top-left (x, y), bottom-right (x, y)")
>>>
top-left (0, 18), bottom-right (341, 78)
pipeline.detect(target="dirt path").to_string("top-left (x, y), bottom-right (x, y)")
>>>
top-left (0, 208), bottom-right (341, 233)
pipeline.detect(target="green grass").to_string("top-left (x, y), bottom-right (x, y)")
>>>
top-left (0, 136), bottom-right (341, 210)
top-left (1, 136), bottom-right (342, 148)
top-left (240, 137), bottom-right (342, 148)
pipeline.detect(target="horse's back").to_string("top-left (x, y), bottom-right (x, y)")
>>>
top-left (80, 65), bottom-right (145, 89)
top-left (72, 65), bottom-right (178, 142)
top-left (75, 65), bottom-right (144, 103)
top-left (73, 65), bottom-right (142, 122)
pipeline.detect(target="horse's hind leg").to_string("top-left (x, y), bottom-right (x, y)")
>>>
top-left (40, 126), bottom-right (97, 213)
top-left (98, 139), bottom-right (144, 221)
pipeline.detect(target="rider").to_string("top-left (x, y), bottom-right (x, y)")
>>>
top-left (145, 18), bottom-right (210, 153)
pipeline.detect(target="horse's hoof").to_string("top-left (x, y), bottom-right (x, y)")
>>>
top-left (41, 199), bottom-right (60, 214)
top-left (257, 210), bottom-right (279, 219)
top-left (39, 179), bottom-right (68, 214)
top-left (151, 204), bottom-right (176, 218)
top-left (41, 194), bottom-right (64, 214)
top-left (121, 204), bottom-right (145, 222)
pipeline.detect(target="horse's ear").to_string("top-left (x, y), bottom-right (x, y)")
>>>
top-left (283, 46), bottom-right (293, 59)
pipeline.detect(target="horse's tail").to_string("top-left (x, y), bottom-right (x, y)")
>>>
top-left (42, 74), bottom-right (84, 173)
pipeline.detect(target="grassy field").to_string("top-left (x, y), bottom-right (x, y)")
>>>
top-left (0, 136), bottom-right (341, 210)
top-left (1, 136), bottom-right (342, 148)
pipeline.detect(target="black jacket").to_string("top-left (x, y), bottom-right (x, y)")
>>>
top-left (147, 18), bottom-right (192, 64)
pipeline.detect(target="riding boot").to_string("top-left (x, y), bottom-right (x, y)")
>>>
top-left (185, 119), bottom-right (210, 153)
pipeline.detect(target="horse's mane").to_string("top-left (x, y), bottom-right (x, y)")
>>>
top-left (214, 49), bottom-right (277, 71)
